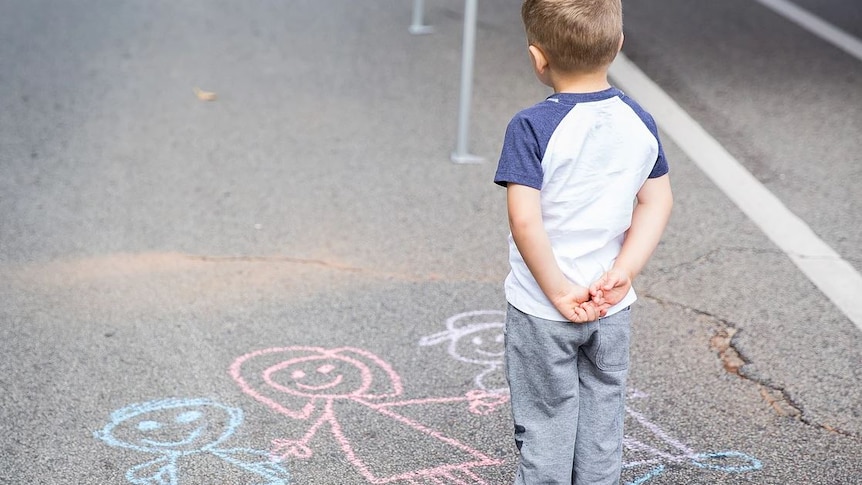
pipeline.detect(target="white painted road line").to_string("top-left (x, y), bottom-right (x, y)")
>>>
top-left (754, 0), bottom-right (862, 63)
top-left (609, 53), bottom-right (862, 331)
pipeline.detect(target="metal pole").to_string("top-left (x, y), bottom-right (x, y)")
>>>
top-left (409, 0), bottom-right (434, 35)
top-left (451, 0), bottom-right (483, 164)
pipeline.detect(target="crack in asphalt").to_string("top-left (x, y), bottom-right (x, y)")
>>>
top-left (189, 254), bottom-right (367, 272)
top-left (650, 246), bottom-right (783, 276)
top-left (644, 294), bottom-right (858, 441)
top-left (184, 254), bottom-right (496, 284)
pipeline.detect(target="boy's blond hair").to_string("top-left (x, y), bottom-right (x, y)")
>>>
top-left (522, 0), bottom-right (622, 73)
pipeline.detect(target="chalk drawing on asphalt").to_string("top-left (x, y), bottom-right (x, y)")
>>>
top-left (94, 397), bottom-right (291, 485)
top-left (230, 346), bottom-right (507, 484)
top-left (421, 311), bottom-right (763, 484)
top-left (419, 310), bottom-right (508, 394)
top-left (621, 389), bottom-right (762, 484)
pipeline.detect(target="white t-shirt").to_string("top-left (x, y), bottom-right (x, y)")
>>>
top-left (494, 87), bottom-right (668, 321)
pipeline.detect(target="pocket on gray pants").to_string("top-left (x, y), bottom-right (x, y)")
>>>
top-left (596, 309), bottom-right (631, 371)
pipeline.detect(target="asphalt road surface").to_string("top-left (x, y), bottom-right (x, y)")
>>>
top-left (1, 1), bottom-right (860, 484)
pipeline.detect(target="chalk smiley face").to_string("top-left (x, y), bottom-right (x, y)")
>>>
top-left (459, 326), bottom-right (505, 361)
top-left (291, 363), bottom-right (342, 390)
top-left (96, 398), bottom-right (241, 453)
top-left (420, 311), bottom-right (507, 366)
top-left (136, 408), bottom-right (207, 448)
top-left (263, 354), bottom-right (372, 398)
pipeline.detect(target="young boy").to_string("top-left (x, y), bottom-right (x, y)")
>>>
top-left (493, 0), bottom-right (673, 483)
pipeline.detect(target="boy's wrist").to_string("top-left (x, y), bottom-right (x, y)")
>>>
top-left (610, 264), bottom-right (635, 283)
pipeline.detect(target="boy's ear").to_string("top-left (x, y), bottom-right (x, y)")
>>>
top-left (528, 44), bottom-right (549, 75)
top-left (618, 33), bottom-right (625, 52)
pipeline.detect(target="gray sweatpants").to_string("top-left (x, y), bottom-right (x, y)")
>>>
top-left (505, 304), bottom-right (631, 485)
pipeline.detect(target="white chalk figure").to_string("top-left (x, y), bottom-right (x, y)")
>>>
top-left (417, 311), bottom-right (762, 484)
top-left (230, 346), bottom-right (507, 484)
top-left (94, 398), bottom-right (290, 485)
top-left (419, 310), bottom-right (508, 394)
top-left (622, 389), bottom-right (762, 484)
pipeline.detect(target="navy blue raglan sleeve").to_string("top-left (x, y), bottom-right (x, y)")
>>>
top-left (494, 113), bottom-right (544, 190)
top-left (642, 112), bottom-right (669, 178)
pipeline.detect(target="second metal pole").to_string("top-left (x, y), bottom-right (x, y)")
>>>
top-left (409, 0), bottom-right (434, 35)
top-left (451, 0), bottom-right (483, 164)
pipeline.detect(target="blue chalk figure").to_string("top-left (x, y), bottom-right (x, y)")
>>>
top-left (95, 398), bottom-right (290, 485)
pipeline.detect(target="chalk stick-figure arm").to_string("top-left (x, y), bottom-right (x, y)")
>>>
top-left (369, 389), bottom-right (508, 416)
top-left (125, 456), bottom-right (176, 485)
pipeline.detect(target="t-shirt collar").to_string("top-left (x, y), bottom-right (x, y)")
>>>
top-left (545, 87), bottom-right (620, 105)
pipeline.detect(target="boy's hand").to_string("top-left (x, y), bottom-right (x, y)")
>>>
top-left (552, 284), bottom-right (606, 323)
top-left (589, 269), bottom-right (632, 308)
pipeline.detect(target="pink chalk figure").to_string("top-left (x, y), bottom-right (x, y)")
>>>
top-left (230, 346), bottom-right (507, 484)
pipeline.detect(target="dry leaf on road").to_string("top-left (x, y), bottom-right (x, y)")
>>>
top-left (193, 86), bottom-right (217, 101)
